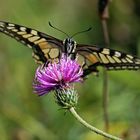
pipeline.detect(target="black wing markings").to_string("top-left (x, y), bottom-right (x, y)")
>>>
top-left (0, 21), bottom-right (140, 77)
top-left (0, 21), bottom-right (63, 63)
top-left (76, 44), bottom-right (140, 76)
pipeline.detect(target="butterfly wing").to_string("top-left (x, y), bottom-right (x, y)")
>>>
top-left (0, 21), bottom-right (63, 64)
top-left (76, 44), bottom-right (140, 76)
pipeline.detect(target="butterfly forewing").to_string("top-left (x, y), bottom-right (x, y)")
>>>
top-left (77, 44), bottom-right (140, 76)
top-left (0, 21), bottom-right (63, 64)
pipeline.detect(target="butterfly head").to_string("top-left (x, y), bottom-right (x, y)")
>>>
top-left (63, 38), bottom-right (77, 54)
top-left (48, 21), bottom-right (91, 57)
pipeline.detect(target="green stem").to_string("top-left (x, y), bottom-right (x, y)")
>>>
top-left (69, 107), bottom-right (122, 140)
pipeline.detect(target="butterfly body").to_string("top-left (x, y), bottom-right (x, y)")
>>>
top-left (0, 21), bottom-right (140, 77)
top-left (63, 38), bottom-right (77, 59)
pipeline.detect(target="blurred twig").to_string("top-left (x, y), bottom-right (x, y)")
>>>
top-left (98, 0), bottom-right (111, 133)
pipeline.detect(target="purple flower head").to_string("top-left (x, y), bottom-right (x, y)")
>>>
top-left (33, 54), bottom-right (83, 96)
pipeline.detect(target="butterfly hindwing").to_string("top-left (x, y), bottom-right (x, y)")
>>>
top-left (76, 44), bottom-right (140, 76)
top-left (0, 21), bottom-right (63, 64)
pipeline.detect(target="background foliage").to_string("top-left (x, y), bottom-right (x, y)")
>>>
top-left (0, 0), bottom-right (140, 139)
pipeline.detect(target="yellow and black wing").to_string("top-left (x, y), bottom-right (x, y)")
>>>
top-left (1, 21), bottom-right (140, 76)
top-left (0, 21), bottom-right (63, 64)
top-left (76, 44), bottom-right (140, 76)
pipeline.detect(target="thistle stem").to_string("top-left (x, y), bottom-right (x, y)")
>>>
top-left (69, 107), bottom-right (122, 140)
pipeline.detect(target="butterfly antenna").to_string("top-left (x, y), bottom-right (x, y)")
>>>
top-left (71, 27), bottom-right (92, 38)
top-left (48, 21), bottom-right (69, 37)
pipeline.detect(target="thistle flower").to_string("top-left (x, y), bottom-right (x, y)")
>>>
top-left (33, 54), bottom-right (83, 108)
top-left (33, 54), bottom-right (83, 93)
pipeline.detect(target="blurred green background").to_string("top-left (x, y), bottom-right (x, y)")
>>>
top-left (0, 0), bottom-right (140, 140)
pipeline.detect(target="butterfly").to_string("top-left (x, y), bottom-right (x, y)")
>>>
top-left (0, 21), bottom-right (140, 77)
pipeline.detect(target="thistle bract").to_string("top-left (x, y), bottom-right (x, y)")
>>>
top-left (54, 88), bottom-right (78, 108)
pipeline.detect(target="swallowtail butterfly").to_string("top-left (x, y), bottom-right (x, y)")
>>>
top-left (0, 21), bottom-right (140, 77)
